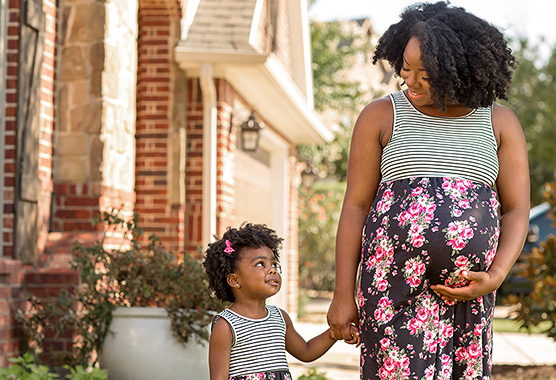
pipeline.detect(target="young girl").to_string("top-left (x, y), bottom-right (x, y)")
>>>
top-left (203, 223), bottom-right (359, 380)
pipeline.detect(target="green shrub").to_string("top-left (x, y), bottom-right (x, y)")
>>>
top-left (298, 181), bottom-right (345, 292)
top-left (507, 182), bottom-right (556, 340)
top-left (297, 367), bottom-right (331, 380)
top-left (0, 353), bottom-right (107, 380)
top-left (17, 210), bottom-right (222, 367)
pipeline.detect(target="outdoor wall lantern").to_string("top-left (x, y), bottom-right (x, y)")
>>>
top-left (240, 112), bottom-right (263, 152)
top-left (301, 163), bottom-right (318, 188)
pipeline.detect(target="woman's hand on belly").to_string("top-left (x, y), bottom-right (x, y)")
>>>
top-left (430, 270), bottom-right (499, 302)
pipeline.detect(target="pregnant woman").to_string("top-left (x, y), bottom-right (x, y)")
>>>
top-left (326, 2), bottom-right (530, 379)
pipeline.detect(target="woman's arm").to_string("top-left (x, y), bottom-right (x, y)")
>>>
top-left (326, 97), bottom-right (392, 340)
top-left (431, 104), bottom-right (530, 301)
top-left (282, 309), bottom-right (359, 362)
top-left (208, 318), bottom-right (233, 380)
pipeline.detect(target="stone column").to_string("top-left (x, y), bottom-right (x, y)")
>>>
top-left (54, 0), bottom-right (138, 232)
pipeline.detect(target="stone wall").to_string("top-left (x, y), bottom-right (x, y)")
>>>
top-left (54, 0), bottom-right (138, 232)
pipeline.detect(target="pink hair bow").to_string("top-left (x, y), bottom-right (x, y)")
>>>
top-left (224, 239), bottom-right (235, 254)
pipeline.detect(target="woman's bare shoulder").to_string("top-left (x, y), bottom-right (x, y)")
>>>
top-left (354, 95), bottom-right (394, 145)
top-left (492, 103), bottom-right (522, 144)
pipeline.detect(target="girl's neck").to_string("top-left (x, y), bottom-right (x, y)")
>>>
top-left (229, 299), bottom-right (268, 319)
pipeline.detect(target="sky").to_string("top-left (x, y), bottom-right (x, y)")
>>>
top-left (309, 0), bottom-right (556, 60)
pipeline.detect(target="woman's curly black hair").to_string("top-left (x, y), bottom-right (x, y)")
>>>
top-left (202, 222), bottom-right (283, 303)
top-left (373, 1), bottom-right (516, 110)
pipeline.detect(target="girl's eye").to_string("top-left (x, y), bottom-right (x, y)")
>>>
top-left (256, 261), bottom-right (264, 266)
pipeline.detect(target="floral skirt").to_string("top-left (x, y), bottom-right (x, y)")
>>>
top-left (230, 370), bottom-right (292, 380)
top-left (359, 177), bottom-right (500, 380)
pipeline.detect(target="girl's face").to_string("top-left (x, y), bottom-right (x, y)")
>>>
top-left (228, 246), bottom-right (282, 299)
top-left (400, 36), bottom-right (433, 107)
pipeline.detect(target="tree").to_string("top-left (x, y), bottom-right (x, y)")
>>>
top-left (502, 39), bottom-right (556, 205)
top-left (507, 182), bottom-right (556, 340)
top-left (297, 18), bottom-right (372, 293)
top-left (299, 19), bottom-right (371, 182)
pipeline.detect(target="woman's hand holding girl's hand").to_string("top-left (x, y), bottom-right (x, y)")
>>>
top-left (430, 270), bottom-right (503, 303)
top-left (327, 295), bottom-right (358, 341)
top-left (344, 325), bottom-right (361, 346)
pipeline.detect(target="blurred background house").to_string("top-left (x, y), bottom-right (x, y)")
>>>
top-left (0, 0), bottom-right (334, 365)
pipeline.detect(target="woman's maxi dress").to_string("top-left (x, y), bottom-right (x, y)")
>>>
top-left (358, 91), bottom-right (500, 380)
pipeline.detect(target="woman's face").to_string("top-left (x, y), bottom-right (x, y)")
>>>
top-left (400, 36), bottom-right (433, 107)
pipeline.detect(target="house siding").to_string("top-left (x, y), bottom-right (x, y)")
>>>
top-left (1, 0), bottom-right (306, 365)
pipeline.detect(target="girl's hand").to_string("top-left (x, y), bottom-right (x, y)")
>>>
top-left (430, 270), bottom-right (501, 303)
top-left (344, 324), bottom-right (360, 347)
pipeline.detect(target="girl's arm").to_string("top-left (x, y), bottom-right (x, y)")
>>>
top-left (208, 318), bottom-right (233, 380)
top-left (431, 104), bottom-right (530, 301)
top-left (281, 309), bottom-right (359, 362)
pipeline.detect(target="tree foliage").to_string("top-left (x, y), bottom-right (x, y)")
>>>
top-left (507, 182), bottom-right (556, 340)
top-left (311, 20), bottom-right (368, 113)
top-left (297, 17), bottom-right (372, 293)
top-left (298, 182), bottom-right (345, 292)
top-left (299, 19), bottom-right (371, 182)
top-left (502, 39), bottom-right (556, 205)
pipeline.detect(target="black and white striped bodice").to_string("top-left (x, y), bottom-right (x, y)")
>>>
top-left (380, 91), bottom-right (499, 186)
top-left (212, 305), bottom-right (289, 377)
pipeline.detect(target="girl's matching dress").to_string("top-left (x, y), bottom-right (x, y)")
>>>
top-left (213, 305), bottom-right (292, 380)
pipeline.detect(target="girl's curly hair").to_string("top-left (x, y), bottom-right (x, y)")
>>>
top-left (373, 1), bottom-right (516, 110)
top-left (202, 222), bottom-right (283, 303)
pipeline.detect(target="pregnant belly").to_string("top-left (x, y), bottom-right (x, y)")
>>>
top-left (361, 177), bottom-right (500, 294)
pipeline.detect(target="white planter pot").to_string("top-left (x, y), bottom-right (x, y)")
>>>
top-left (101, 307), bottom-right (210, 380)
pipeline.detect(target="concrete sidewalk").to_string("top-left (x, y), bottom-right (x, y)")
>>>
top-left (288, 299), bottom-right (556, 380)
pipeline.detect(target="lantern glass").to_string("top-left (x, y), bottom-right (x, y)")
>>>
top-left (240, 114), bottom-right (262, 152)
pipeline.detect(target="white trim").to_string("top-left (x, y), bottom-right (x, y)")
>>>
top-left (181, 0), bottom-right (201, 40)
top-left (200, 64), bottom-right (217, 248)
top-left (259, 130), bottom-right (290, 311)
top-left (249, 0), bottom-right (265, 47)
top-left (287, 0), bottom-right (314, 106)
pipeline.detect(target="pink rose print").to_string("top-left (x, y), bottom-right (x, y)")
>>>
top-left (455, 255), bottom-right (470, 269)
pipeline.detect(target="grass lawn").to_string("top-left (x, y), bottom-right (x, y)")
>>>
top-left (493, 317), bottom-right (552, 334)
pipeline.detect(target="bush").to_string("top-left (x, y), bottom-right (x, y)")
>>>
top-left (507, 182), bottom-right (556, 340)
top-left (0, 353), bottom-right (108, 380)
top-left (17, 210), bottom-right (223, 367)
top-left (298, 181), bottom-right (345, 292)
top-left (297, 367), bottom-right (331, 380)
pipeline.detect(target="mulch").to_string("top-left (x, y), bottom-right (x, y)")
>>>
top-left (492, 365), bottom-right (556, 380)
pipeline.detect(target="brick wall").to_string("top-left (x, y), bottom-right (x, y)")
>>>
top-left (1, 0), bottom-right (58, 365)
top-left (274, 0), bottom-right (293, 77)
top-left (3, 1), bottom-right (19, 258)
top-left (184, 78), bottom-right (203, 256)
top-left (0, 259), bottom-right (23, 367)
top-left (135, 0), bottom-right (185, 254)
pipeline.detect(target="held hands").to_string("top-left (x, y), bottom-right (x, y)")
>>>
top-left (327, 296), bottom-right (360, 346)
top-left (430, 270), bottom-right (503, 303)
top-left (344, 324), bottom-right (361, 346)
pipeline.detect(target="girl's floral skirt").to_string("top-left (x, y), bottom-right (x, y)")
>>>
top-left (230, 370), bottom-right (292, 380)
top-left (359, 177), bottom-right (499, 380)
